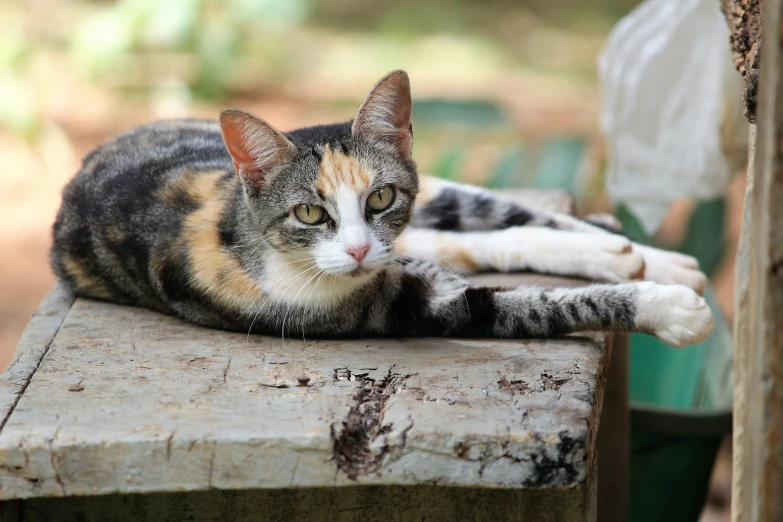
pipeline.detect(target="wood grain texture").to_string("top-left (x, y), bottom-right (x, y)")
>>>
top-left (733, 125), bottom-right (756, 522)
top-left (0, 283), bottom-right (74, 433)
top-left (733, 0), bottom-right (783, 517)
top-left (0, 295), bottom-right (609, 499)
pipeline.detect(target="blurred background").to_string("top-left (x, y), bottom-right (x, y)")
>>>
top-left (0, 0), bottom-right (742, 519)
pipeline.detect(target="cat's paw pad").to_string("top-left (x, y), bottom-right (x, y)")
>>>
top-left (635, 283), bottom-right (714, 347)
top-left (634, 245), bottom-right (707, 295)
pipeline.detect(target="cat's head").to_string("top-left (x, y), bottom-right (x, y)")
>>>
top-left (219, 70), bottom-right (418, 279)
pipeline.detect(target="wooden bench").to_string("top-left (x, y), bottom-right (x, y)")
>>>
top-left (0, 191), bottom-right (628, 522)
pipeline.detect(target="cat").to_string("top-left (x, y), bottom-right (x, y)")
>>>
top-left (51, 70), bottom-right (714, 347)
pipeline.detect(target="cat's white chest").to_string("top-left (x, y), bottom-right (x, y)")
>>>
top-left (263, 251), bottom-right (375, 308)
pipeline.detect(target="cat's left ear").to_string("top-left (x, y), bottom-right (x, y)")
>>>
top-left (352, 70), bottom-right (413, 158)
top-left (219, 108), bottom-right (297, 192)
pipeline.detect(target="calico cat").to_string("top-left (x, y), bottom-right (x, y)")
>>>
top-left (51, 70), bottom-right (714, 347)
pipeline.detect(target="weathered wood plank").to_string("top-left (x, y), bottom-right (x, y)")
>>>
top-left (732, 0), bottom-right (783, 517)
top-left (475, 272), bottom-right (628, 522)
top-left (733, 125), bottom-right (756, 522)
top-left (596, 332), bottom-right (628, 522)
top-left (0, 294), bottom-right (607, 499)
top-left (0, 283), bottom-right (75, 433)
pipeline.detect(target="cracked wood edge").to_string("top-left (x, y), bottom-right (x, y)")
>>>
top-left (0, 283), bottom-right (75, 433)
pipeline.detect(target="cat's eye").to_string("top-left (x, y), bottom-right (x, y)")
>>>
top-left (294, 204), bottom-right (327, 225)
top-left (366, 185), bottom-right (395, 212)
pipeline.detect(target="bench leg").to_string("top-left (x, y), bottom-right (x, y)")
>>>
top-left (598, 333), bottom-right (630, 522)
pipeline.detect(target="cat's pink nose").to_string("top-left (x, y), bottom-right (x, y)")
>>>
top-left (346, 244), bottom-right (370, 263)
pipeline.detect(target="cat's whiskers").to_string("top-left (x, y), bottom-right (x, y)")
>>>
top-left (227, 236), bottom-right (275, 260)
top-left (269, 262), bottom-right (321, 305)
top-left (268, 256), bottom-right (319, 271)
top-left (259, 261), bottom-right (320, 304)
top-left (280, 264), bottom-right (328, 341)
top-left (225, 230), bottom-right (274, 248)
top-left (434, 258), bottom-right (471, 280)
top-left (239, 238), bottom-right (274, 261)
top-left (227, 238), bottom-right (268, 250)
top-left (300, 270), bottom-right (330, 340)
top-left (247, 263), bottom-right (319, 338)
top-left (268, 262), bottom-right (320, 294)
top-left (280, 272), bottom-right (317, 340)
top-left (245, 261), bottom-right (319, 337)
top-left (244, 295), bottom-right (266, 340)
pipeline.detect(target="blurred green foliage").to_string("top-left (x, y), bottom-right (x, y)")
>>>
top-left (0, 0), bottom-right (639, 139)
top-left (71, 0), bottom-right (311, 99)
top-left (0, 28), bottom-right (38, 138)
top-left (310, 0), bottom-right (639, 36)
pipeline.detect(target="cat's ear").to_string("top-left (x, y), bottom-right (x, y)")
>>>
top-left (219, 108), bottom-right (297, 190)
top-left (352, 70), bottom-right (413, 158)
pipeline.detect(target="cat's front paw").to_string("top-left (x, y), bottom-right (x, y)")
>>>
top-left (634, 282), bottom-right (714, 347)
top-left (633, 245), bottom-right (707, 295)
top-left (568, 234), bottom-right (646, 284)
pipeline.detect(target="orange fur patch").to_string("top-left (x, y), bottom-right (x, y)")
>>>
top-left (316, 145), bottom-right (373, 195)
top-left (434, 239), bottom-right (481, 272)
top-left (157, 169), bottom-right (220, 207)
top-left (178, 171), bottom-right (264, 311)
top-left (415, 175), bottom-right (444, 207)
top-left (61, 257), bottom-right (113, 300)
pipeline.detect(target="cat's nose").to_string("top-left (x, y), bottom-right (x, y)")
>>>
top-left (345, 244), bottom-right (370, 263)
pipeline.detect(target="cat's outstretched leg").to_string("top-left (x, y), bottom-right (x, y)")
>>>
top-left (376, 260), bottom-right (714, 347)
top-left (411, 176), bottom-right (707, 294)
top-left (520, 211), bottom-right (708, 294)
top-left (396, 227), bottom-right (646, 284)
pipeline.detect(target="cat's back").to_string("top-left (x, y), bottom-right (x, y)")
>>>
top-left (72, 118), bottom-right (230, 192)
top-left (51, 118), bottom-right (238, 311)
